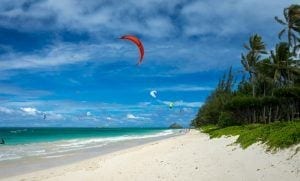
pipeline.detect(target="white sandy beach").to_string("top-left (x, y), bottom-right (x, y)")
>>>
top-left (4, 130), bottom-right (299, 181)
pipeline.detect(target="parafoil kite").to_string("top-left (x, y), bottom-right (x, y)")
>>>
top-left (150, 90), bottom-right (157, 98)
top-left (169, 102), bottom-right (174, 109)
top-left (120, 35), bottom-right (144, 65)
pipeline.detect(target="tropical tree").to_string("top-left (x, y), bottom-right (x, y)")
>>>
top-left (241, 34), bottom-right (268, 97)
top-left (270, 42), bottom-right (293, 86)
top-left (275, 4), bottom-right (300, 54)
top-left (263, 42), bottom-right (300, 88)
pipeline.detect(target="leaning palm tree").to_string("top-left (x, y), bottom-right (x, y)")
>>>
top-left (275, 4), bottom-right (300, 54)
top-left (241, 34), bottom-right (268, 97)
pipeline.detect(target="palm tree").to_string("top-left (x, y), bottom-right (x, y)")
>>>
top-left (241, 34), bottom-right (267, 123)
top-left (241, 34), bottom-right (268, 97)
top-left (255, 58), bottom-right (275, 123)
top-left (269, 42), bottom-right (297, 87)
top-left (256, 42), bottom-right (299, 123)
top-left (275, 4), bottom-right (300, 54)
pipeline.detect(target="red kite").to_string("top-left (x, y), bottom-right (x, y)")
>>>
top-left (120, 35), bottom-right (144, 65)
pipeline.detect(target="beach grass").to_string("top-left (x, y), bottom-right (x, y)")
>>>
top-left (200, 120), bottom-right (300, 150)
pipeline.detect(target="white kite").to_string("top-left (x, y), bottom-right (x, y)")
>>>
top-left (150, 90), bottom-right (157, 98)
top-left (86, 112), bottom-right (92, 116)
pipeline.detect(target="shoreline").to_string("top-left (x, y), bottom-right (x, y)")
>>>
top-left (0, 131), bottom-right (181, 179)
top-left (3, 130), bottom-right (300, 181)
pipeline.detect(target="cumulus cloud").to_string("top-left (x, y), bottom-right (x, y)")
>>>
top-left (154, 85), bottom-right (213, 92)
top-left (180, 0), bottom-right (292, 36)
top-left (20, 107), bottom-right (39, 116)
top-left (0, 105), bottom-right (65, 121)
top-left (126, 113), bottom-right (138, 119)
top-left (0, 106), bottom-right (14, 114)
top-left (0, 0), bottom-right (294, 74)
top-left (0, 43), bottom-right (92, 71)
top-left (162, 100), bottom-right (203, 108)
top-left (0, 0), bottom-right (292, 37)
top-left (0, 0), bottom-right (177, 37)
top-left (0, 99), bottom-right (199, 127)
top-left (0, 84), bottom-right (51, 97)
top-left (126, 113), bottom-right (149, 120)
top-left (106, 116), bottom-right (113, 121)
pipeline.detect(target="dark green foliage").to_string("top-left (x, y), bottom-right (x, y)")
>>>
top-left (273, 87), bottom-right (300, 98)
top-left (218, 112), bottom-right (235, 128)
top-left (224, 96), bottom-right (262, 124)
top-left (192, 67), bottom-right (234, 126)
top-left (226, 96), bottom-right (261, 109)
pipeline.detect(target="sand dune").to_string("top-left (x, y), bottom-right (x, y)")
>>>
top-left (4, 130), bottom-right (299, 181)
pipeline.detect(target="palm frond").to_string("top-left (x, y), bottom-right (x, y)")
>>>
top-left (291, 33), bottom-right (297, 46)
top-left (259, 50), bottom-right (268, 54)
top-left (275, 16), bottom-right (287, 25)
top-left (243, 44), bottom-right (250, 50)
top-left (278, 28), bottom-right (286, 39)
top-left (284, 8), bottom-right (289, 22)
top-left (293, 26), bottom-right (300, 33)
top-left (293, 44), bottom-right (300, 57)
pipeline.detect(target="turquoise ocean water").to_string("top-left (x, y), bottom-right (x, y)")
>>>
top-left (0, 128), bottom-right (176, 161)
top-left (0, 127), bottom-right (171, 145)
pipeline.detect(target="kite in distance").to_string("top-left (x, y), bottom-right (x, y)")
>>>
top-left (169, 102), bottom-right (174, 109)
top-left (150, 90), bottom-right (157, 98)
top-left (120, 35), bottom-right (144, 65)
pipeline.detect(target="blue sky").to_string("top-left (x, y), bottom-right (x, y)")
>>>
top-left (0, 0), bottom-right (297, 127)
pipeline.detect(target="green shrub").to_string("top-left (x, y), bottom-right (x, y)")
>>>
top-left (218, 112), bottom-right (235, 127)
top-left (199, 121), bottom-right (300, 151)
top-left (274, 87), bottom-right (300, 98)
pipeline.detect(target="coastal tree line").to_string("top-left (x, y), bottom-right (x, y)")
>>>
top-left (191, 4), bottom-right (300, 128)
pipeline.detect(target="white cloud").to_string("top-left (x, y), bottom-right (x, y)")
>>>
top-left (126, 113), bottom-right (149, 120)
top-left (180, 0), bottom-right (292, 36)
top-left (0, 0), bottom-right (178, 38)
top-left (126, 113), bottom-right (138, 119)
top-left (0, 43), bottom-right (92, 71)
top-left (0, 0), bottom-right (292, 38)
top-left (44, 111), bottom-right (65, 120)
top-left (0, 84), bottom-right (51, 97)
top-left (154, 85), bottom-right (213, 92)
top-left (0, 107), bottom-right (14, 114)
top-left (106, 117), bottom-right (113, 121)
top-left (162, 100), bottom-right (203, 108)
top-left (0, 99), bottom-right (200, 127)
top-left (20, 107), bottom-right (39, 116)
top-left (0, 0), bottom-right (295, 74)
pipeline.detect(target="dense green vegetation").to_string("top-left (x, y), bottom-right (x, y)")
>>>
top-left (191, 4), bottom-right (300, 149)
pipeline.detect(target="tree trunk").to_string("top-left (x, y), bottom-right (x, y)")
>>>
top-left (263, 82), bottom-right (266, 124)
top-left (275, 105), bottom-right (279, 121)
top-left (251, 74), bottom-right (256, 123)
top-left (268, 107), bottom-right (272, 124)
